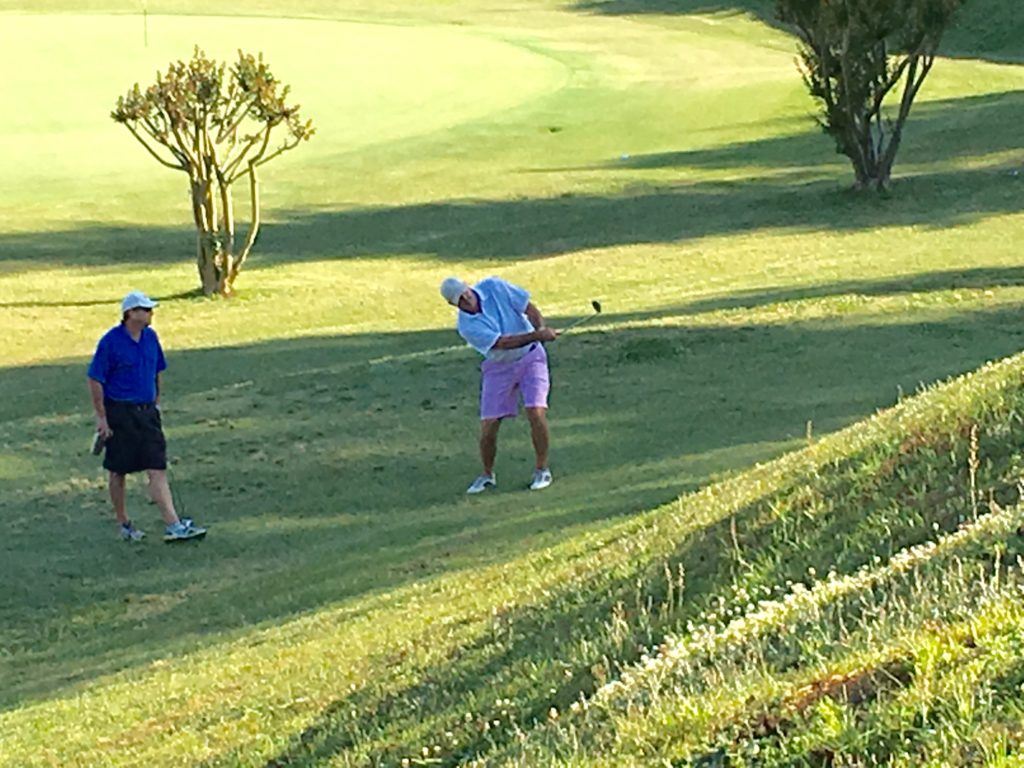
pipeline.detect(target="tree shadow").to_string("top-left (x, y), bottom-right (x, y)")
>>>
top-left (573, 0), bottom-right (1024, 63)
top-left (574, 0), bottom-right (776, 25)
top-left (552, 91), bottom-right (1024, 174)
top-left (4, 288), bottom-right (1024, 709)
top-left (0, 288), bottom-right (201, 309)
top-left (616, 265), bottom-right (1024, 319)
top-left (927, 0), bottom-right (1024, 62)
top-left (2, 92), bottom-right (1021, 275)
top-left (1, 163), bottom-right (1020, 277)
top-left (251, 159), bottom-right (1024, 267)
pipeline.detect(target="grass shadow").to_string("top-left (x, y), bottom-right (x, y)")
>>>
top-left (574, 0), bottom-right (776, 23)
top-left (574, 0), bottom-right (1024, 63)
top-left (254, 347), bottom-right (1024, 766)
top-left (4, 291), bottom-right (1024, 709)
top-left (0, 164), bottom-right (1019, 276)
top-left (555, 92), bottom-right (1024, 174)
top-left (621, 265), bottom-right (1024, 318)
top-left (2, 93), bottom-right (1021, 274)
top-left (0, 288), bottom-right (201, 309)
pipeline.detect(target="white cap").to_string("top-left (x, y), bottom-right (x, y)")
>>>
top-left (440, 277), bottom-right (467, 305)
top-left (121, 291), bottom-right (158, 313)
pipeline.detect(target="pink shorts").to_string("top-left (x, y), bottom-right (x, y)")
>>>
top-left (480, 343), bottom-right (550, 420)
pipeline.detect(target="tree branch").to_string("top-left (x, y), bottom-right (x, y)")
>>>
top-left (170, 122), bottom-right (199, 169)
top-left (230, 161), bottom-right (261, 284)
top-left (124, 123), bottom-right (186, 170)
top-left (228, 127), bottom-right (271, 183)
top-left (216, 94), bottom-right (258, 144)
top-left (222, 134), bottom-right (261, 180)
top-left (253, 136), bottom-right (301, 169)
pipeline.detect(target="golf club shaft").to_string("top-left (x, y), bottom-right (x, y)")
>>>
top-left (165, 459), bottom-right (186, 521)
top-left (562, 312), bottom-right (600, 333)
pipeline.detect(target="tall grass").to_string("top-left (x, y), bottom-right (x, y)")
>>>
top-left (495, 498), bottom-right (1024, 765)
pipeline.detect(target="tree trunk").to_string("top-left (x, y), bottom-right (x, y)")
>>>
top-left (191, 178), bottom-right (220, 296)
top-left (224, 162), bottom-right (261, 295)
top-left (187, 171), bottom-right (251, 297)
top-left (216, 175), bottom-right (236, 297)
top-left (839, 125), bottom-right (873, 190)
top-left (836, 110), bottom-right (894, 192)
top-left (196, 233), bottom-right (218, 295)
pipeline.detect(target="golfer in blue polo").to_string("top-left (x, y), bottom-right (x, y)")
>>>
top-left (87, 291), bottom-right (205, 542)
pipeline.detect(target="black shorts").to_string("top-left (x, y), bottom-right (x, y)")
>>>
top-left (103, 401), bottom-right (167, 474)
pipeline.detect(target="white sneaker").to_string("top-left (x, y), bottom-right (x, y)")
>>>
top-left (119, 521), bottom-right (145, 542)
top-left (530, 468), bottom-right (553, 491)
top-left (466, 474), bottom-right (496, 494)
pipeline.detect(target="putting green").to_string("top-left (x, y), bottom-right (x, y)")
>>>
top-left (0, 13), bottom-right (568, 210)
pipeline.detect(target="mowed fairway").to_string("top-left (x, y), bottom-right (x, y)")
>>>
top-left (1, 0), bottom-right (1023, 765)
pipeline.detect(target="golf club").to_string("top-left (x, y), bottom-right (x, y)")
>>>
top-left (165, 459), bottom-right (207, 541)
top-left (560, 300), bottom-right (602, 333)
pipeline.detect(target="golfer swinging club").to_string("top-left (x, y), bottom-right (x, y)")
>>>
top-left (87, 291), bottom-right (206, 542)
top-left (440, 276), bottom-right (559, 493)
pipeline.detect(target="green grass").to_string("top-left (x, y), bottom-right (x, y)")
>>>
top-left (2, 0), bottom-right (1024, 765)
top-left (490, 410), bottom-right (1024, 765)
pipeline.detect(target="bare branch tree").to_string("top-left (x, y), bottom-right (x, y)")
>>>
top-left (112, 48), bottom-right (314, 296)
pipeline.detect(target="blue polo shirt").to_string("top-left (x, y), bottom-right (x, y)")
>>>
top-left (87, 324), bottom-right (167, 403)
top-left (457, 277), bottom-right (534, 361)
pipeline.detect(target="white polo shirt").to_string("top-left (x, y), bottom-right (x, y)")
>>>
top-left (457, 277), bottom-right (535, 361)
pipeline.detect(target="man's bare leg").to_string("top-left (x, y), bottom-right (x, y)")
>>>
top-left (480, 418), bottom-right (502, 475)
top-left (109, 472), bottom-right (128, 525)
top-left (146, 469), bottom-right (181, 526)
top-left (525, 407), bottom-right (549, 470)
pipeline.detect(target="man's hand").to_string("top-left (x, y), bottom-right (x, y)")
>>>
top-left (96, 416), bottom-right (113, 439)
top-left (494, 327), bottom-right (560, 350)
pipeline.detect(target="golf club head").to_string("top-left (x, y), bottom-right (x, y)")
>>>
top-left (563, 300), bottom-right (603, 333)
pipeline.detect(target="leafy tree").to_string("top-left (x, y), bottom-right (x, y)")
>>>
top-left (113, 48), bottom-right (314, 296)
top-left (775, 0), bottom-right (964, 190)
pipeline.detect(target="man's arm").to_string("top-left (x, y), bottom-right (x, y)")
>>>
top-left (88, 378), bottom-right (112, 438)
top-left (492, 302), bottom-right (558, 349)
top-left (155, 336), bottom-right (167, 404)
top-left (492, 326), bottom-right (558, 349)
top-left (524, 302), bottom-right (544, 330)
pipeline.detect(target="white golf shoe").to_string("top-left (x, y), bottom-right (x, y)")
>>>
top-left (466, 473), bottom-right (496, 494)
top-left (530, 468), bottom-right (553, 491)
